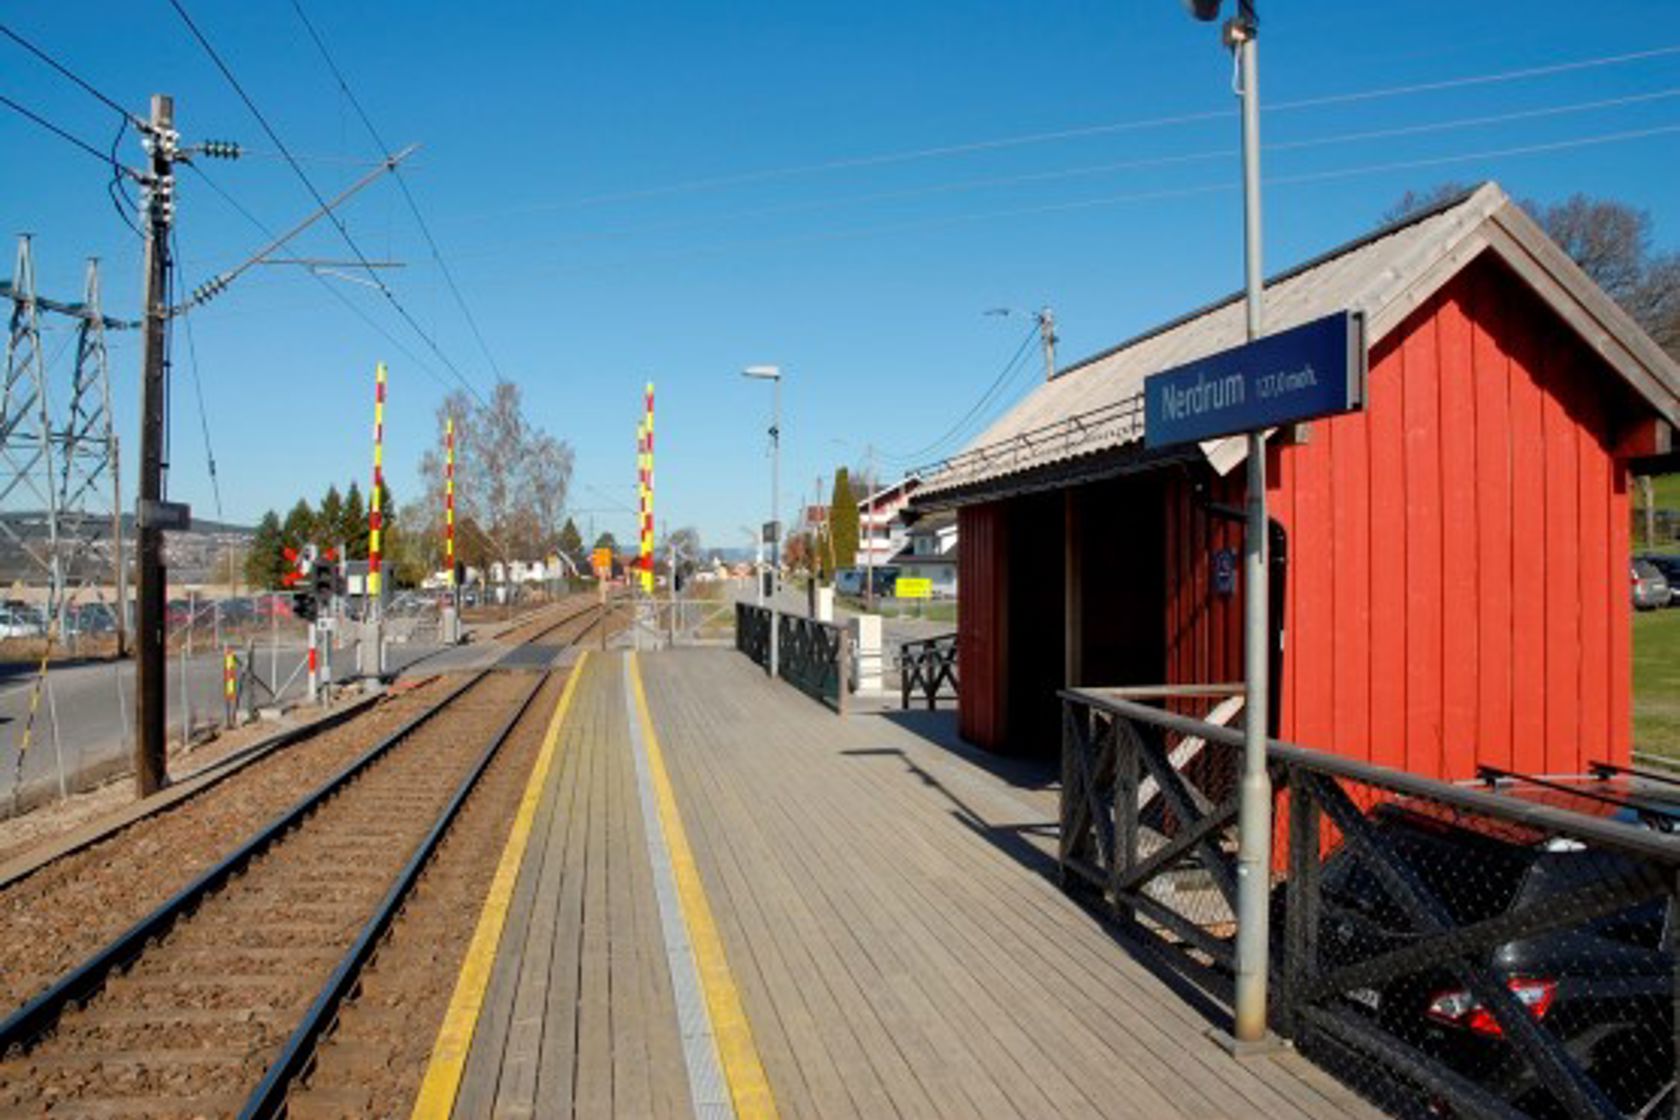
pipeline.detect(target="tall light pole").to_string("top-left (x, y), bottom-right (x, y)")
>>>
top-left (742, 365), bottom-right (782, 600)
top-left (1185, 0), bottom-right (1272, 1046)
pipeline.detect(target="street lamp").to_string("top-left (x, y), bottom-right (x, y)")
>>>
top-left (742, 364), bottom-right (782, 601)
top-left (1184, 0), bottom-right (1272, 1047)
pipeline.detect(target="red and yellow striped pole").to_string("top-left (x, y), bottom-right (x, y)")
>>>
top-left (640, 382), bottom-right (655, 593)
top-left (636, 417), bottom-right (647, 591)
top-left (223, 647), bottom-right (236, 726)
top-left (444, 416), bottom-right (456, 586)
top-left (369, 361), bottom-right (387, 612)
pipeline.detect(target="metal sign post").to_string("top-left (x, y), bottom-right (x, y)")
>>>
top-left (1151, 1), bottom-right (1367, 1041)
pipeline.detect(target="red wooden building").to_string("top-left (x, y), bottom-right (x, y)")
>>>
top-left (912, 183), bottom-right (1680, 781)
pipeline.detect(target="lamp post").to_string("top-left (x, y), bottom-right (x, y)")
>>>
top-left (742, 365), bottom-right (782, 602)
top-left (1184, 0), bottom-right (1272, 1047)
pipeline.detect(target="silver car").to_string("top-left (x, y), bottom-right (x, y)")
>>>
top-left (1632, 559), bottom-right (1670, 610)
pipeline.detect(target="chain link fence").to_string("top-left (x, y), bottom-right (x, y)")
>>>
top-left (1061, 688), bottom-right (1679, 1120)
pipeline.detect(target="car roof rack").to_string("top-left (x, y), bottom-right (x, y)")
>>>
top-left (1588, 759), bottom-right (1680, 790)
top-left (1475, 764), bottom-right (1676, 829)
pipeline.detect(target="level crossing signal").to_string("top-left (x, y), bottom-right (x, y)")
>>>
top-left (281, 544), bottom-right (341, 622)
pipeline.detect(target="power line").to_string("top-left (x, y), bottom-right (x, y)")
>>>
top-left (165, 0), bottom-right (488, 405)
top-left (0, 92), bottom-right (135, 173)
top-left (486, 41), bottom-right (1680, 215)
top-left (0, 21), bottom-right (139, 124)
top-left (289, 0), bottom-right (506, 384)
top-left (457, 86), bottom-right (1680, 261)
top-left (522, 119), bottom-right (1680, 278)
top-left (881, 324), bottom-right (1041, 465)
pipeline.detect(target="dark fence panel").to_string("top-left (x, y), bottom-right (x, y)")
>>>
top-left (778, 612), bottom-right (849, 713)
top-left (899, 633), bottom-right (958, 710)
top-left (735, 602), bottom-right (770, 668)
top-left (1060, 689), bottom-right (1680, 1120)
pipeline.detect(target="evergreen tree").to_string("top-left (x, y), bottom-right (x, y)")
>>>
top-left (317, 485), bottom-right (345, 552)
top-left (828, 468), bottom-right (859, 577)
top-left (558, 517), bottom-right (585, 569)
top-left (281, 499), bottom-right (316, 552)
top-left (593, 530), bottom-right (618, 554)
top-left (245, 510), bottom-right (284, 589)
top-left (342, 482), bottom-right (367, 559)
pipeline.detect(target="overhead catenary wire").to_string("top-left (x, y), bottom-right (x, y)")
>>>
top-left (181, 160), bottom-right (466, 396)
top-left (0, 21), bottom-right (141, 125)
top-left (165, 0), bottom-right (488, 406)
top-left (482, 41), bottom-right (1680, 215)
top-left (170, 231), bottom-right (225, 523)
top-left (0, 92), bottom-right (136, 175)
top-left (289, 0), bottom-right (507, 384)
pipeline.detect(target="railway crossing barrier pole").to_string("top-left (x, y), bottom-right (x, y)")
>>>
top-left (178, 639), bottom-right (190, 749)
top-left (222, 647), bottom-right (235, 728)
top-left (269, 595), bottom-right (279, 690)
top-left (306, 622), bottom-right (319, 704)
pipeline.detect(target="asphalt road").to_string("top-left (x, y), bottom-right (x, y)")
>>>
top-left (0, 630), bottom-right (449, 807)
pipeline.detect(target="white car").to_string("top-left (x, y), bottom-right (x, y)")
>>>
top-left (0, 608), bottom-right (42, 639)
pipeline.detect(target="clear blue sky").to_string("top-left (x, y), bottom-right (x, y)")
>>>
top-left (4, 2), bottom-right (1678, 552)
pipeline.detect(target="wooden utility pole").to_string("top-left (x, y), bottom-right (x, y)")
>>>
top-left (134, 94), bottom-right (176, 795)
top-left (1038, 306), bottom-right (1057, 380)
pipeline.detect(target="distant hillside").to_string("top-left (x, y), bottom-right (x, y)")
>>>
top-left (0, 511), bottom-right (252, 585)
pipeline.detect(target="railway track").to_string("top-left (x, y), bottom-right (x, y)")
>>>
top-left (0, 597), bottom-right (613, 1118)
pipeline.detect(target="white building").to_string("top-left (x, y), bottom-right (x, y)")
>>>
top-left (856, 477), bottom-right (918, 570)
top-left (890, 511), bottom-right (958, 597)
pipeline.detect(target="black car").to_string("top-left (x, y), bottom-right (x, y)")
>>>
top-left (1298, 776), bottom-right (1675, 1118)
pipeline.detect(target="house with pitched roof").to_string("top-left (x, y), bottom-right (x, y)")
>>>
top-left (910, 183), bottom-right (1680, 781)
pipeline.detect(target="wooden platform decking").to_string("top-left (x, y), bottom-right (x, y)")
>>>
top-left (435, 649), bottom-right (1379, 1119)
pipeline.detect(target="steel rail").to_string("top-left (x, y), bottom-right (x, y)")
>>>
top-left (0, 669), bottom-right (485, 1054)
top-left (0, 598), bottom-right (603, 1055)
top-left (0, 597), bottom-right (596, 892)
top-left (241, 667), bottom-right (549, 1119)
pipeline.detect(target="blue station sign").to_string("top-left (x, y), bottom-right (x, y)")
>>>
top-left (1144, 309), bottom-right (1367, 449)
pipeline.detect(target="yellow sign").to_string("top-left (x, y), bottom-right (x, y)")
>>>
top-left (591, 547), bottom-right (613, 577)
top-left (896, 577), bottom-right (932, 599)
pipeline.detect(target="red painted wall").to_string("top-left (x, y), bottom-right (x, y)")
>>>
top-left (958, 504), bottom-right (1008, 749)
top-left (1167, 257), bottom-right (1634, 777)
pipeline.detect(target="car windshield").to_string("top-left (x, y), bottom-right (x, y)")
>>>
top-left (1633, 559), bottom-right (1663, 580)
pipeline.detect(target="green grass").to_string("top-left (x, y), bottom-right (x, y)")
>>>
top-left (834, 593), bottom-right (958, 624)
top-left (1633, 608), bottom-right (1680, 758)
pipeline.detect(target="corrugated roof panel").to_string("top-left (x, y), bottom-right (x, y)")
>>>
top-left (915, 184), bottom-right (1507, 499)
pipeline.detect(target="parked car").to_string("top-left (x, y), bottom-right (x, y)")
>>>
top-left (834, 568), bottom-right (865, 596)
top-left (0, 607), bottom-right (39, 639)
top-left (72, 602), bottom-right (118, 633)
top-left (254, 596), bottom-right (294, 619)
top-left (867, 566), bottom-right (901, 597)
top-left (1293, 776), bottom-right (1676, 1118)
top-left (1637, 554), bottom-right (1680, 605)
top-left (1631, 559), bottom-right (1670, 610)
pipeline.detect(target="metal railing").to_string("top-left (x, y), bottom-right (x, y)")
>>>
top-left (899, 633), bottom-right (958, 710)
top-left (777, 612), bottom-right (850, 714)
top-left (1061, 687), bottom-right (1680, 1120)
top-left (735, 602), bottom-right (771, 665)
top-left (735, 602), bottom-right (851, 714)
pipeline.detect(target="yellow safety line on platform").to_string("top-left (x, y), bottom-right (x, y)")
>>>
top-left (409, 652), bottom-right (589, 1120)
top-left (628, 652), bottom-right (779, 1119)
